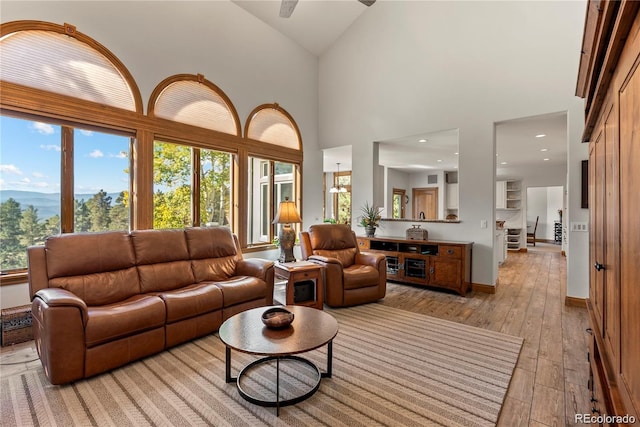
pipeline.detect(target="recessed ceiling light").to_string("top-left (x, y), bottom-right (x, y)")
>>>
top-left (454, 152), bottom-right (459, 155)
top-left (418, 139), bottom-right (427, 143)
top-left (437, 159), bottom-right (442, 162)
top-left (536, 134), bottom-right (546, 138)
top-left (540, 148), bottom-right (548, 152)
top-left (501, 161), bottom-right (508, 165)
top-left (543, 158), bottom-right (550, 161)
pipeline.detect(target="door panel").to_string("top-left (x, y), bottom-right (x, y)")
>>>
top-left (413, 188), bottom-right (438, 219)
top-left (619, 60), bottom-right (640, 417)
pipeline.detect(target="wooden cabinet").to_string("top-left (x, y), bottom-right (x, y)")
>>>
top-left (578, 2), bottom-right (640, 422)
top-left (356, 236), bottom-right (472, 296)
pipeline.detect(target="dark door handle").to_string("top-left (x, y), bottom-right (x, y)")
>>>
top-left (594, 262), bottom-right (605, 271)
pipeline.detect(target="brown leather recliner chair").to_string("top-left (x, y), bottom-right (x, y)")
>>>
top-left (299, 224), bottom-right (386, 307)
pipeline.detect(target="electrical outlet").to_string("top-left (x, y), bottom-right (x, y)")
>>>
top-left (570, 222), bottom-right (589, 232)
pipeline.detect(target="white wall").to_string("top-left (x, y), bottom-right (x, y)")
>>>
top-left (319, 1), bottom-right (587, 291)
top-left (0, 1), bottom-right (321, 308)
top-left (527, 186), bottom-right (563, 240)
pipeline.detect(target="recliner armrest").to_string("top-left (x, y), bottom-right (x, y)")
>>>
top-left (356, 252), bottom-right (385, 268)
top-left (308, 255), bottom-right (342, 266)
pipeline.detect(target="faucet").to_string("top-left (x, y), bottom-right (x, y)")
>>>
top-left (419, 211), bottom-right (425, 219)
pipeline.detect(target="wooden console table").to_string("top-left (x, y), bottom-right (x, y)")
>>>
top-left (357, 236), bottom-right (473, 296)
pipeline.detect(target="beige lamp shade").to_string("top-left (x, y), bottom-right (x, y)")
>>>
top-left (273, 198), bottom-right (302, 224)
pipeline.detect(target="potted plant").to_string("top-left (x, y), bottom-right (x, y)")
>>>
top-left (359, 201), bottom-right (383, 237)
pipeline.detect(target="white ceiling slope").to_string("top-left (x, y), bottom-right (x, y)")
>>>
top-left (231, 0), bottom-right (370, 56)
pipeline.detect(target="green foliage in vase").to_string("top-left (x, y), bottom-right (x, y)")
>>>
top-left (358, 201), bottom-right (382, 228)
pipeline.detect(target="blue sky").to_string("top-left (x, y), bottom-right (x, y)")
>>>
top-left (0, 116), bottom-right (130, 194)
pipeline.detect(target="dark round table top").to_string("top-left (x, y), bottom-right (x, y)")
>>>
top-left (218, 305), bottom-right (338, 356)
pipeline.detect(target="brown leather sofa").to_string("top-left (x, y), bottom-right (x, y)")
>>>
top-left (299, 224), bottom-right (386, 307)
top-left (27, 227), bottom-right (274, 385)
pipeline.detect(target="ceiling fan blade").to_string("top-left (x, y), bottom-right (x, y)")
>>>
top-left (358, 0), bottom-right (376, 6)
top-left (279, 0), bottom-right (298, 18)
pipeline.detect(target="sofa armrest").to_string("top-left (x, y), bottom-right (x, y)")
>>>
top-left (236, 258), bottom-right (275, 305)
top-left (32, 288), bottom-right (88, 384)
top-left (35, 288), bottom-right (89, 325)
top-left (236, 258), bottom-right (274, 282)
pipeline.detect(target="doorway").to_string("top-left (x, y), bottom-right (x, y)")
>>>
top-left (526, 186), bottom-right (563, 247)
top-left (413, 188), bottom-right (438, 219)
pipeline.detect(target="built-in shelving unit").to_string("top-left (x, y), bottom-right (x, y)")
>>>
top-left (497, 179), bottom-right (523, 250)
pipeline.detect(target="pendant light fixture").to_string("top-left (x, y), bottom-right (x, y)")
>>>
top-left (329, 162), bottom-right (347, 193)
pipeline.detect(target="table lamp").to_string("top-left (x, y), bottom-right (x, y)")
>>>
top-left (272, 197), bottom-right (302, 263)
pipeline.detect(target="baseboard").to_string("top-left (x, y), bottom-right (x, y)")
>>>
top-left (565, 296), bottom-right (587, 308)
top-left (472, 282), bottom-right (496, 294)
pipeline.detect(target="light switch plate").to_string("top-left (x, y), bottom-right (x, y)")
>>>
top-left (570, 222), bottom-right (588, 232)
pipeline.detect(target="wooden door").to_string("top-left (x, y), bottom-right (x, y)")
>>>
top-left (619, 55), bottom-right (640, 417)
top-left (413, 188), bottom-right (438, 219)
top-left (589, 128), bottom-right (605, 337)
top-left (602, 103), bottom-right (620, 374)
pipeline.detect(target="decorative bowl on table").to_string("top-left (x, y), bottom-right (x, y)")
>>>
top-left (261, 307), bottom-right (294, 329)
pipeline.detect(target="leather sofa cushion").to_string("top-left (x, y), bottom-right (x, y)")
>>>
top-left (49, 267), bottom-right (140, 306)
top-left (186, 227), bottom-right (239, 282)
top-left (185, 227), bottom-right (238, 259)
top-left (131, 229), bottom-right (190, 265)
top-left (132, 229), bottom-right (195, 292)
top-left (307, 224), bottom-right (358, 267)
top-left (307, 224), bottom-right (356, 250)
top-left (214, 276), bottom-right (266, 306)
top-left (45, 232), bottom-right (135, 278)
top-left (85, 295), bottom-right (165, 348)
top-left (137, 261), bottom-right (195, 293)
top-left (343, 264), bottom-right (380, 290)
top-left (191, 257), bottom-right (237, 282)
top-left (157, 283), bottom-right (223, 323)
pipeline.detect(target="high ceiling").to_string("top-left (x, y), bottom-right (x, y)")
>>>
top-left (231, 0), bottom-right (370, 56)
top-left (232, 1), bottom-right (568, 178)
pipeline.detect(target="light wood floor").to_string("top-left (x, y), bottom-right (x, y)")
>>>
top-left (380, 246), bottom-right (590, 427)
top-left (1, 247), bottom-right (589, 426)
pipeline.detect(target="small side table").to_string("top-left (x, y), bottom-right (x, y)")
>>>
top-left (274, 261), bottom-right (323, 310)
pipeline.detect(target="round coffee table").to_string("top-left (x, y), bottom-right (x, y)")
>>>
top-left (218, 305), bottom-right (338, 416)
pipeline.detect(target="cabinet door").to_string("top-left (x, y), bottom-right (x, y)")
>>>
top-left (496, 181), bottom-right (506, 209)
top-left (430, 257), bottom-right (462, 290)
top-left (403, 256), bottom-right (428, 285)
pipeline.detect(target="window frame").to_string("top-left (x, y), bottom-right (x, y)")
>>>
top-left (0, 21), bottom-right (304, 285)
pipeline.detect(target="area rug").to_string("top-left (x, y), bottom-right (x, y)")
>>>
top-left (0, 303), bottom-right (523, 426)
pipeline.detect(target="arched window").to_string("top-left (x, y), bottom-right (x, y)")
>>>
top-left (148, 74), bottom-right (240, 135)
top-left (148, 74), bottom-right (241, 229)
top-left (0, 21), bottom-right (142, 112)
top-left (244, 104), bottom-right (302, 246)
top-left (245, 103), bottom-right (301, 150)
top-left (0, 21), bottom-right (142, 280)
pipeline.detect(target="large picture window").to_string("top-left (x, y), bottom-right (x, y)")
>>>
top-left (0, 115), bottom-right (133, 273)
top-left (153, 141), bottom-right (233, 229)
